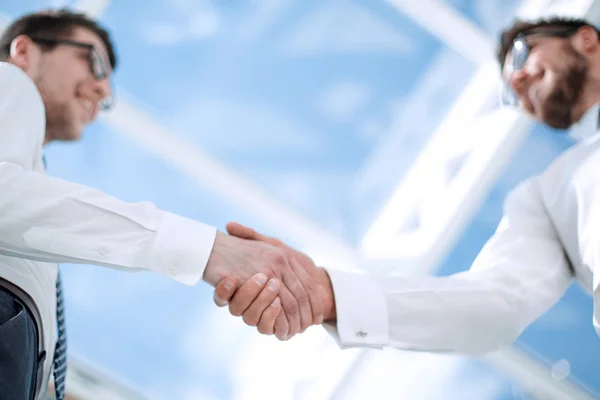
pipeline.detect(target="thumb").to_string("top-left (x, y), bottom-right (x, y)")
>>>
top-left (226, 222), bottom-right (258, 240)
top-left (226, 222), bottom-right (284, 248)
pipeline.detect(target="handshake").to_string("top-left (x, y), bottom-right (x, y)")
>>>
top-left (202, 222), bottom-right (337, 341)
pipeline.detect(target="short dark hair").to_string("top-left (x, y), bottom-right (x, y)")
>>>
top-left (0, 8), bottom-right (117, 70)
top-left (497, 17), bottom-right (600, 67)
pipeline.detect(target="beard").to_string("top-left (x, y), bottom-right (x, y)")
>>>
top-left (539, 44), bottom-right (588, 130)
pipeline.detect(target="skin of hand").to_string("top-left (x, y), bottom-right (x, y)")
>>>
top-left (213, 222), bottom-right (336, 340)
top-left (203, 230), bottom-right (323, 340)
top-left (214, 272), bottom-right (283, 335)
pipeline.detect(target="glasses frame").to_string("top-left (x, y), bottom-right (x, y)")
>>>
top-left (501, 28), bottom-right (578, 106)
top-left (29, 36), bottom-right (115, 111)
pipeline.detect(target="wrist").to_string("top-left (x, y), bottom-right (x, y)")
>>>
top-left (317, 267), bottom-right (336, 322)
top-left (202, 230), bottom-right (225, 286)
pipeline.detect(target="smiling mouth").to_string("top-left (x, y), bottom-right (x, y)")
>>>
top-left (78, 98), bottom-right (96, 121)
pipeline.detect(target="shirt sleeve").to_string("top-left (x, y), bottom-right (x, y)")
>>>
top-left (0, 63), bottom-right (216, 286)
top-left (571, 143), bottom-right (600, 337)
top-left (323, 178), bottom-right (573, 354)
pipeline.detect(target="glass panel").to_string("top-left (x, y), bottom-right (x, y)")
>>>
top-left (444, 0), bottom-right (524, 36)
top-left (101, 0), bottom-right (477, 243)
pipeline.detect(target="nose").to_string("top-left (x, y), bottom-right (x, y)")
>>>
top-left (508, 66), bottom-right (544, 105)
top-left (508, 68), bottom-right (528, 94)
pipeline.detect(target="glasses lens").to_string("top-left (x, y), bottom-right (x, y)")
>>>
top-left (88, 49), bottom-right (115, 111)
top-left (100, 80), bottom-right (116, 111)
top-left (100, 96), bottom-right (115, 111)
top-left (500, 37), bottom-right (529, 106)
top-left (511, 38), bottom-right (529, 71)
top-left (500, 81), bottom-right (518, 106)
top-left (90, 49), bottom-right (108, 80)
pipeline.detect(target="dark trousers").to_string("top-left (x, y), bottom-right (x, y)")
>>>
top-left (0, 288), bottom-right (38, 400)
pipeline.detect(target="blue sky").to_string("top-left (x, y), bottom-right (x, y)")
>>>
top-left (3, 0), bottom-right (600, 399)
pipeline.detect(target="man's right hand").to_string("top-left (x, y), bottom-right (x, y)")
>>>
top-left (214, 266), bottom-right (335, 339)
top-left (211, 223), bottom-right (336, 340)
top-left (203, 231), bottom-right (323, 340)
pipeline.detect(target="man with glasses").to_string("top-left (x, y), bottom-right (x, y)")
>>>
top-left (215, 17), bottom-right (600, 356)
top-left (0, 9), bottom-right (325, 400)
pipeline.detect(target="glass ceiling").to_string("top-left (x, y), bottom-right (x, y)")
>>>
top-left (2, 0), bottom-right (599, 399)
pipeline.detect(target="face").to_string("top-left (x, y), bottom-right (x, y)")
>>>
top-left (24, 27), bottom-right (112, 142)
top-left (504, 35), bottom-right (588, 130)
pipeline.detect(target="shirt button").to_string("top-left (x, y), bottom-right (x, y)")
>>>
top-left (169, 264), bottom-right (178, 275)
top-left (98, 247), bottom-right (109, 257)
top-left (356, 330), bottom-right (368, 338)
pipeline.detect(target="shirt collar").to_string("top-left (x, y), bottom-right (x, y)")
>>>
top-left (569, 102), bottom-right (600, 141)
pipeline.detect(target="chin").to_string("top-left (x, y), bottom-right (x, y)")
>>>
top-left (60, 128), bottom-right (84, 142)
top-left (70, 131), bottom-right (84, 141)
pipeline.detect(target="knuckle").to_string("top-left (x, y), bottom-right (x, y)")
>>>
top-left (296, 289), bottom-right (309, 305)
top-left (243, 313), bottom-right (258, 327)
top-left (300, 319), bottom-right (310, 330)
top-left (286, 301), bottom-right (299, 318)
top-left (304, 276), bottom-right (316, 293)
top-left (229, 304), bottom-right (243, 317)
top-left (265, 267), bottom-right (278, 279)
top-left (257, 325), bottom-right (270, 335)
top-left (268, 250), bottom-right (286, 267)
top-left (215, 287), bottom-right (229, 300)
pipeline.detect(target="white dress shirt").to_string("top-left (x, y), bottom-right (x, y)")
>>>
top-left (325, 104), bottom-right (600, 355)
top-left (0, 62), bottom-right (217, 395)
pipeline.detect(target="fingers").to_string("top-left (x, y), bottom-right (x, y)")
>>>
top-left (275, 284), bottom-right (300, 339)
top-left (257, 297), bottom-right (281, 335)
top-left (289, 256), bottom-right (323, 326)
top-left (286, 257), bottom-right (315, 332)
top-left (242, 278), bottom-right (281, 327)
top-left (214, 277), bottom-right (236, 307)
top-left (273, 307), bottom-right (290, 340)
top-left (229, 273), bottom-right (268, 317)
top-left (228, 273), bottom-right (268, 316)
top-left (224, 222), bottom-right (318, 339)
top-left (279, 268), bottom-right (310, 339)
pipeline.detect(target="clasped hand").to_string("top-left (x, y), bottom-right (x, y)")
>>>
top-left (203, 222), bottom-right (334, 341)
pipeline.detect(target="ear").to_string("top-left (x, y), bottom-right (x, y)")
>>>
top-left (8, 35), bottom-right (39, 72)
top-left (574, 26), bottom-right (599, 54)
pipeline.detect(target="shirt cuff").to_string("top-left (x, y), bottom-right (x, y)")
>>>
top-left (146, 211), bottom-right (217, 286)
top-left (322, 268), bottom-right (389, 349)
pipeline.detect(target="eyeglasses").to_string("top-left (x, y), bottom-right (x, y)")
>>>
top-left (501, 28), bottom-right (578, 106)
top-left (30, 37), bottom-right (115, 111)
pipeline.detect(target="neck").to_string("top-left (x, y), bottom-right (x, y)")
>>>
top-left (573, 64), bottom-right (600, 123)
